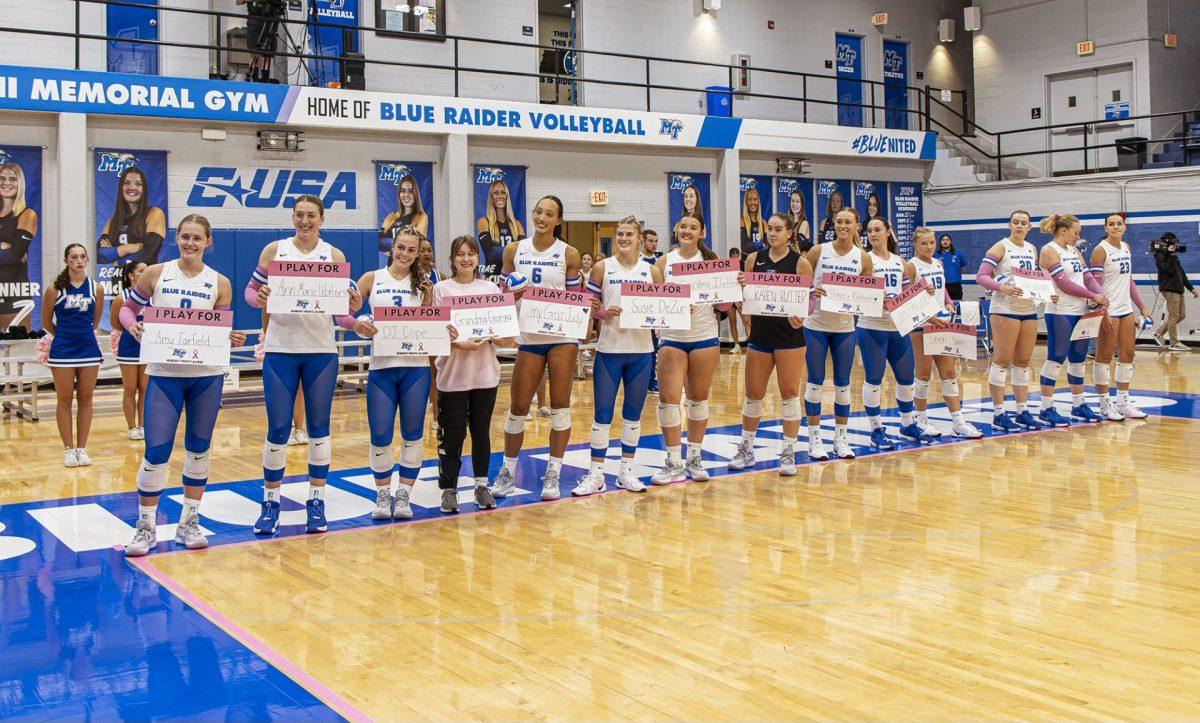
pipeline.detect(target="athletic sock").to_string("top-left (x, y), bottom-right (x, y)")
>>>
top-left (867, 415), bottom-right (881, 430)
top-left (590, 459), bottom-right (605, 473)
top-left (900, 411), bottom-right (915, 426)
top-left (180, 499), bottom-right (200, 522)
top-left (138, 505), bottom-right (157, 524)
top-left (1117, 390), bottom-right (1130, 406)
top-left (502, 455), bottom-right (518, 473)
top-left (834, 423), bottom-right (848, 439)
top-left (916, 410), bottom-right (928, 425)
top-left (665, 445), bottom-right (681, 464)
top-left (687, 442), bottom-right (702, 459)
top-left (546, 456), bottom-right (563, 476)
top-left (264, 487), bottom-right (279, 503)
top-left (309, 485), bottom-right (322, 501)
top-left (1015, 401), bottom-right (1027, 413)
top-left (1071, 393), bottom-right (1085, 407)
top-left (951, 410), bottom-right (964, 423)
top-left (619, 457), bottom-right (634, 474)
top-left (1040, 395), bottom-right (1053, 411)
top-left (741, 428), bottom-right (756, 443)
top-left (474, 476), bottom-right (488, 488)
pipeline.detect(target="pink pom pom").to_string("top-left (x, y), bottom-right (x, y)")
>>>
top-left (35, 335), bottom-right (52, 365)
top-left (110, 331), bottom-right (121, 354)
top-left (253, 342), bottom-right (265, 362)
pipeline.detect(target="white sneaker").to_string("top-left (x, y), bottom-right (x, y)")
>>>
top-left (1153, 333), bottom-right (1167, 348)
top-left (127, 427), bottom-right (144, 441)
top-left (779, 442), bottom-right (797, 476)
top-left (174, 512), bottom-right (208, 550)
top-left (491, 467), bottom-right (516, 498)
top-left (615, 468), bottom-right (646, 492)
top-left (371, 488), bottom-right (393, 520)
top-left (64, 449), bottom-right (79, 468)
top-left (294, 430), bottom-right (309, 445)
top-left (951, 420), bottom-right (984, 439)
top-left (75, 449), bottom-right (93, 466)
top-left (1169, 342), bottom-right (1190, 352)
top-left (124, 519), bottom-right (157, 557)
top-left (833, 436), bottom-right (856, 459)
top-left (540, 470), bottom-right (562, 500)
top-left (685, 453), bottom-right (710, 481)
top-left (287, 429), bottom-right (300, 446)
top-left (571, 469), bottom-right (606, 497)
top-left (393, 486), bottom-right (414, 519)
top-left (1100, 402), bottom-right (1125, 421)
top-left (1119, 404), bottom-right (1148, 419)
top-left (920, 421), bottom-right (943, 438)
top-left (537, 406), bottom-right (552, 418)
top-left (727, 439), bottom-right (756, 470)
top-left (807, 436), bottom-right (829, 461)
top-left (651, 458), bottom-right (686, 485)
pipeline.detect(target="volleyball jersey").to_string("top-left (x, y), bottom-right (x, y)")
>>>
top-left (149, 260), bottom-right (223, 378)
top-left (47, 277), bottom-right (102, 367)
top-left (804, 243), bottom-right (863, 334)
top-left (370, 266), bottom-right (426, 369)
top-left (989, 237), bottom-right (1038, 316)
top-left (596, 256), bottom-right (655, 354)
top-left (513, 236), bottom-right (569, 346)
top-left (263, 237), bottom-right (338, 354)
top-left (911, 256), bottom-right (946, 296)
top-left (1098, 240), bottom-right (1134, 316)
top-left (746, 248), bottom-right (805, 348)
top-left (857, 251), bottom-right (905, 332)
top-left (660, 248), bottom-right (719, 342)
top-left (1044, 242), bottom-right (1089, 315)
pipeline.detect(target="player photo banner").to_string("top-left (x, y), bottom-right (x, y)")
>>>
top-left (0, 145), bottom-right (43, 331)
top-left (667, 172), bottom-right (711, 233)
top-left (472, 164), bottom-right (527, 277)
top-left (738, 175), bottom-right (773, 255)
top-left (375, 160), bottom-right (435, 267)
top-left (888, 181), bottom-right (923, 259)
top-left (774, 177), bottom-right (814, 248)
top-left (853, 180), bottom-right (888, 245)
top-left (815, 179), bottom-right (852, 244)
top-left (93, 148), bottom-right (170, 309)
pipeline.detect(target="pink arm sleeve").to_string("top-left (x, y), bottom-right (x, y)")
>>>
top-left (335, 314), bottom-right (359, 331)
top-left (118, 296), bottom-right (142, 331)
top-left (975, 257), bottom-right (1003, 291)
top-left (244, 266), bottom-right (267, 308)
top-left (1130, 278), bottom-right (1146, 309)
top-left (1051, 271), bottom-right (1094, 299)
top-left (1082, 271), bottom-right (1104, 296)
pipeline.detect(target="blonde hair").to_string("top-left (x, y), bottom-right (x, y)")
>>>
top-left (740, 188), bottom-right (765, 238)
top-left (485, 180), bottom-right (524, 242)
top-left (1039, 213), bottom-right (1079, 236)
top-left (913, 226), bottom-right (935, 243)
top-left (0, 163), bottom-right (27, 216)
top-left (617, 214), bottom-right (642, 234)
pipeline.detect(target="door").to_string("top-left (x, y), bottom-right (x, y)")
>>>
top-left (835, 34), bottom-right (864, 127)
top-left (883, 40), bottom-right (908, 130)
top-left (1048, 64), bottom-right (1134, 174)
top-left (1094, 65), bottom-right (1135, 169)
top-left (106, 0), bottom-right (158, 75)
top-left (596, 222), bottom-right (615, 258)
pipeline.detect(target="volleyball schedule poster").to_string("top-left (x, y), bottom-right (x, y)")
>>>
top-left (889, 181), bottom-right (924, 258)
top-left (667, 171), bottom-right (711, 235)
top-left (773, 177), bottom-right (815, 247)
top-left (374, 160), bottom-right (435, 268)
top-left (738, 175), bottom-right (773, 255)
top-left (815, 178), bottom-right (852, 244)
top-left (0, 145), bottom-right (43, 330)
top-left (472, 164), bottom-right (527, 277)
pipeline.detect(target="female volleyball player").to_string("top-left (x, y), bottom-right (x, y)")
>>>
top-left (491, 195), bottom-right (583, 502)
top-left (975, 210), bottom-right (1049, 431)
top-left (803, 208), bottom-right (873, 460)
top-left (40, 244), bottom-right (103, 467)
top-left (97, 166), bottom-right (166, 267)
top-left (0, 161), bottom-right (37, 329)
top-left (909, 227), bottom-right (983, 439)
top-left (856, 217), bottom-right (931, 448)
top-left (727, 213), bottom-right (813, 476)
top-left (786, 189), bottom-right (812, 249)
top-left (110, 260), bottom-right (148, 440)
top-left (1091, 213), bottom-right (1151, 420)
top-left (818, 191), bottom-right (846, 244)
top-left (245, 195), bottom-right (361, 535)
top-left (740, 186), bottom-right (766, 255)
top-left (652, 215), bottom-right (730, 484)
top-left (572, 215), bottom-right (662, 496)
top-left (378, 174), bottom-right (429, 253)
top-left (121, 215), bottom-right (247, 555)
top-left (433, 236), bottom-right (512, 514)
top-left (1037, 213), bottom-right (1110, 425)
top-left (681, 184), bottom-right (705, 227)
top-left (476, 180), bottom-right (524, 275)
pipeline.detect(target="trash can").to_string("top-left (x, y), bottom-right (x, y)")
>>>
top-left (705, 85), bottom-right (733, 117)
top-left (1116, 136), bottom-right (1147, 172)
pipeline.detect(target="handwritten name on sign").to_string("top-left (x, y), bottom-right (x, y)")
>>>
top-left (518, 286), bottom-right (591, 339)
top-left (884, 279), bottom-right (941, 335)
top-left (265, 260), bottom-right (351, 315)
top-left (446, 292), bottom-right (520, 341)
top-left (372, 305), bottom-right (452, 356)
top-left (618, 282), bottom-right (693, 330)
top-left (1070, 309), bottom-right (1106, 341)
top-left (670, 257), bottom-right (743, 304)
top-left (819, 273), bottom-right (885, 316)
top-left (920, 322), bottom-right (977, 360)
top-left (1011, 267), bottom-right (1055, 304)
top-left (139, 306), bottom-right (233, 367)
top-left (742, 273), bottom-right (812, 318)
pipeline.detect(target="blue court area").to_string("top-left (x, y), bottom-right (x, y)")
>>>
top-left (2, 390), bottom-right (1198, 720)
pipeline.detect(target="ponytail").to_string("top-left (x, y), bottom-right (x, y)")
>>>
top-left (1039, 213), bottom-right (1079, 236)
top-left (54, 243), bottom-right (87, 292)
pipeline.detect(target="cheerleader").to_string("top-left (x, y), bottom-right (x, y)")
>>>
top-left (651, 215), bottom-right (731, 484)
top-left (121, 215), bottom-right (247, 555)
top-left (1091, 213), bottom-right (1151, 420)
top-left (974, 210), bottom-right (1049, 431)
top-left (110, 260), bottom-right (148, 440)
top-left (728, 213), bottom-right (813, 476)
top-left (573, 215), bottom-right (662, 496)
top-left (857, 217), bottom-right (932, 448)
top-left (1037, 214), bottom-right (1110, 425)
top-left (244, 195), bottom-right (362, 535)
top-left (492, 196), bottom-right (583, 502)
top-left (40, 244), bottom-right (103, 467)
top-left (803, 208), bottom-right (873, 460)
top-left (909, 227), bottom-right (983, 438)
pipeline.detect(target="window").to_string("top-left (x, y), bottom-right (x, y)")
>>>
top-left (376, 0), bottom-right (444, 38)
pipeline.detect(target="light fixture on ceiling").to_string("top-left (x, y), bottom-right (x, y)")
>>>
top-left (703, 0), bottom-right (722, 12)
top-left (257, 129), bottom-right (304, 152)
top-left (964, 6), bottom-right (981, 31)
top-left (776, 157), bottom-right (810, 176)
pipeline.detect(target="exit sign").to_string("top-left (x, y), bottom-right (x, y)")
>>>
top-left (1165, 33), bottom-right (1178, 48)
top-left (590, 190), bottom-right (609, 206)
top-left (871, 12), bottom-right (888, 26)
top-left (1077, 40), bottom-right (1095, 56)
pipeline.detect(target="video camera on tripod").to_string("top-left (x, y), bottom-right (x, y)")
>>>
top-left (1150, 232), bottom-right (1187, 255)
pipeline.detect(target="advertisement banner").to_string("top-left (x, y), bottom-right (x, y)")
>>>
top-left (310, 0), bottom-right (360, 88)
top-left (883, 40), bottom-right (909, 130)
top-left (888, 181), bottom-right (924, 259)
top-left (815, 179), bottom-right (852, 244)
top-left (668, 171), bottom-right (711, 234)
top-left (375, 160), bottom-right (435, 268)
top-left (738, 175), bottom-right (773, 255)
top-left (853, 180), bottom-right (888, 245)
top-left (835, 33), bottom-right (864, 127)
top-left (473, 164), bottom-right (526, 277)
top-left (774, 177), bottom-right (815, 248)
top-left (0, 145), bottom-right (42, 330)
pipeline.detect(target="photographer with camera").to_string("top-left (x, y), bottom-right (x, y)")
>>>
top-left (237, 0), bottom-right (285, 83)
top-left (1152, 232), bottom-right (1197, 351)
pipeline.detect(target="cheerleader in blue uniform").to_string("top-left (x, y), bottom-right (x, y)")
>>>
top-left (111, 261), bottom-right (148, 440)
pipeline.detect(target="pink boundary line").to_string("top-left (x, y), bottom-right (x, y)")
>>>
top-left (128, 555), bottom-right (374, 723)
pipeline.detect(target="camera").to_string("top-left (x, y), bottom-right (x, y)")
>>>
top-left (250, 0), bottom-right (286, 17)
top-left (1150, 232), bottom-right (1186, 254)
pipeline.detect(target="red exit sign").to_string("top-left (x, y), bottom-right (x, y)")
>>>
top-left (1164, 33), bottom-right (1178, 48)
top-left (1077, 39), bottom-right (1095, 56)
top-left (871, 12), bottom-right (888, 26)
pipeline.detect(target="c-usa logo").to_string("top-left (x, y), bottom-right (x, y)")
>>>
top-left (669, 174), bottom-right (695, 191)
top-left (188, 167), bottom-right (357, 209)
top-left (659, 118), bottom-right (684, 140)
top-left (97, 152), bottom-right (140, 175)
top-left (378, 163), bottom-right (412, 185)
top-left (476, 166), bottom-right (506, 184)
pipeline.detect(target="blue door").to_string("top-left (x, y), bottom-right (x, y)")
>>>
top-left (883, 40), bottom-right (909, 130)
top-left (106, 0), bottom-right (158, 75)
top-left (835, 34), bottom-right (863, 127)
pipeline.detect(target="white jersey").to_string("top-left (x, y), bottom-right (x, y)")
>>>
top-left (1098, 239), bottom-right (1134, 316)
top-left (513, 237), bottom-right (569, 345)
top-left (149, 260), bottom-right (223, 378)
top-left (596, 256), bottom-right (655, 354)
top-left (1044, 242), bottom-right (1089, 315)
top-left (911, 256), bottom-right (946, 297)
top-left (804, 243), bottom-right (864, 333)
top-left (988, 237), bottom-right (1038, 316)
top-left (264, 237), bottom-right (338, 354)
top-left (369, 266), bottom-right (427, 369)
top-left (857, 251), bottom-right (904, 332)
top-left (660, 248), bottom-right (719, 342)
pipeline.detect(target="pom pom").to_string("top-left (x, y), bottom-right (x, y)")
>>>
top-left (110, 331), bottom-right (121, 354)
top-left (253, 341), bottom-right (265, 362)
top-left (35, 335), bottom-right (52, 365)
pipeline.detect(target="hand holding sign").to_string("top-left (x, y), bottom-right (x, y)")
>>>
top-left (140, 306), bottom-right (234, 367)
top-left (742, 273), bottom-right (811, 318)
top-left (265, 260), bottom-right (351, 315)
top-left (671, 258), bottom-right (743, 304)
top-left (447, 292), bottom-right (520, 341)
top-left (819, 273), bottom-right (885, 316)
top-left (1011, 268), bottom-right (1055, 304)
top-left (921, 322), bottom-right (977, 360)
top-left (1070, 309), bottom-right (1106, 341)
top-left (885, 280), bottom-right (942, 335)
top-left (619, 282), bottom-right (692, 330)
top-left (518, 287), bottom-right (592, 339)
top-left (373, 306), bottom-right (452, 356)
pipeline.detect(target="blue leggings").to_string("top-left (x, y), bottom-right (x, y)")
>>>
top-left (804, 328), bottom-right (857, 418)
top-left (262, 352), bottom-right (338, 481)
top-left (143, 375), bottom-right (224, 487)
top-left (1043, 313), bottom-right (1089, 386)
top-left (593, 352), bottom-right (653, 434)
top-left (856, 327), bottom-right (915, 416)
top-left (367, 366), bottom-right (431, 480)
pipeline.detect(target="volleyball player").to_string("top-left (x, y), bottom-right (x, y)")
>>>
top-left (476, 180), bottom-right (524, 275)
top-left (818, 191), bottom-right (846, 244)
top-left (122, 215), bottom-right (247, 555)
top-left (975, 210), bottom-right (1048, 431)
top-left (573, 215), bottom-right (662, 495)
top-left (786, 189), bottom-right (812, 249)
top-left (740, 187), bottom-right (766, 255)
top-left (377, 174), bottom-right (429, 253)
top-left (244, 195), bottom-right (361, 534)
top-left (492, 196), bottom-right (583, 501)
top-left (1037, 214), bottom-right (1110, 425)
top-left (97, 166), bottom-right (166, 267)
top-left (1091, 213), bottom-right (1151, 420)
top-left (110, 260), bottom-right (148, 440)
top-left (652, 215), bottom-right (730, 484)
top-left (641, 228), bottom-right (662, 394)
top-left (909, 227), bottom-right (983, 439)
top-left (0, 161), bottom-right (37, 330)
top-left (857, 217), bottom-right (932, 448)
top-left (40, 244), bottom-right (103, 467)
top-left (728, 213), bottom-right (813, 476)
top-left (803, 208), bottom-right (873, 460)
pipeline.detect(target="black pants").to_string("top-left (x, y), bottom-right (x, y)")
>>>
top-left (946, 282), bottom-right (964, 301)
top-left (436, 386), bottom-right (498, 489)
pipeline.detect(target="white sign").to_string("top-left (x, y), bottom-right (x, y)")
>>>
top-left (1012, 268), bottom-right (1055, 304)
top-left (372, 306), bottom-right (452, 356)
top-left (671, 257), bottom-right (743, 305)
top-left (517, 287), bottom-right (592, 339)
top-left (921, 322), bottom-right (977, 360)
top-left (264, 260), bottom-right (351, 315)
top-left (885, 280), bottom-right (942, 336)
top-left (741, 272), bottom-right (811, 318)
top-left (819, 273), bottom-right (885, 316)
top-left (139, 307), bottom-right (233, 367)
top-left (446, 292), bottom-right (521, 341)
top-left (618, 282), bottom-right (693, 330)
top-left (1070, 309), bottom-right (1106, 341)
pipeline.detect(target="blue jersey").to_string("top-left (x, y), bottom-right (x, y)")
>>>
top-left (48, 277), bottom-right (102, 367)
top-left (116, 288), bottom-right (143, 364)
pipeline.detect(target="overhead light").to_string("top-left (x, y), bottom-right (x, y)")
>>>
top-left (776, 157), bottom-right (810, 176)
top-left (703, 0), bottom-right (721, 11)
top-left (257, 129), bottom-right (304, 152)
top-left (964, 6), bottom-right (981, 31)
top-left (938, 18), bottom-right (955, 42)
